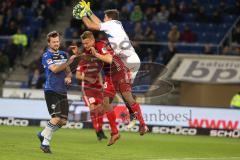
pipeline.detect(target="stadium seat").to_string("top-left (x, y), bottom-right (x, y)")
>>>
top-left (64, 27), bottom-right (78, 39)
top-left (132, 85), bottom-right (150, 93)
top-left (95, 11), bottom-right (104, 20)
top-left (176, 45), bottom-right (192, 53)
top-left (122, 21), bottom-right (135, 32)
top-left (223, 15), bottom-right (237, 23)
top-left (183, 14), bottom-right (194, 23)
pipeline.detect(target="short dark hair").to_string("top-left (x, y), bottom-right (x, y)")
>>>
top-left (47, 31), bottom-right (60, 42)
top-left (81, 31), bottom-right (94, 40)
top-left (104, 9), bottom-right (119, 20)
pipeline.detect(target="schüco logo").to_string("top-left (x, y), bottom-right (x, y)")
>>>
top-left (0, 118), bottom-right (29, 126)
top-left (152, 126), bottom-right (197, 135)
top-left (62, 122), bottom-right (84, 129)
top-left (210, 130), bottom-right (240, 138)
top-left (102, 123), bottom-right (139, 132)
top-left (40, 121), bottom-right (84, 129)
top-left (172, 60), bottom-right (240, 83)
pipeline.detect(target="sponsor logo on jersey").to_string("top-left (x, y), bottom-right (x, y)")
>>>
top-left (47, 59), bottom-right (53, 65)
top-left (102, 47), bottom-right (107, 53)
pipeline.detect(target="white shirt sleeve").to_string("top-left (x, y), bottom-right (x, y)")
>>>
top-left (100, 21), bottom-right (111, 31)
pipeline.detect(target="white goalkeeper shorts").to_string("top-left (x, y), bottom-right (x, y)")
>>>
top-left (120, 49), bottom-right (140, 83)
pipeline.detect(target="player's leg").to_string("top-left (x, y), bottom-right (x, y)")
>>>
top-left (120, 92), bottom-right (137, 128)
top-left (83, 87), bottom-right (107, 141)
top-left (124, 55), bottom-right (141, 126)
top-left (103, 96), bottom-right (120, 146)
top-left (38, 91), bottom-right (67, 153)
top-left (123, 52), bottom-right (140, 85)
top-left (89, 104), bottom-right (101, 132)
top-left (83, 94), bottom-right (103, 140)
top-left (95, 103), bottom-right (107, 140)
top-left (104, 75), bottom-right (133, 121)
top-left (90, 103), bottom-right (107, 141)
top-left (118, 82), bottom-right (149, 136)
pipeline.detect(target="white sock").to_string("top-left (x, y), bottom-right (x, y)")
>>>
top-left (41, 122), bottom-right (57, 146)
top-left (53, 124), bottom-right (62, 132)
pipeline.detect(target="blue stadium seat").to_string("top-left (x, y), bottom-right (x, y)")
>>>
top-left (207, 23), bottom-right (219, 32)
top-left (95, 11), bottom-right (104, 20)
top-left (205, 5), bottom-right (215, 14)
top-left (153, 22), bottom-right (170, 32)
top-left (223, 15), bottom-right (237, 23)
top-left (155, 55), bottom-right (164, 64)
top-left (30, 19), bottom-right (43, 29)
top-left (197, 32), bottom-right (207, 43)
top-left (22, 26), bottom-right (32, 37)
top-left (176, 45), bottom-right (191, 53)
top-left (64, 27), bottom-right (78, 39)
top-left (189, 46), bottom-right (204, 54)
top-left (183, 14), bottom-right (194, 23)
top-left (122, 21), bottom-right (135, 32)
top-left (187, 23), bottom-right (200, 32)
top-left (141, 21), bottom-right (149, 30)
top-left (132, 85), bottom-right (150, 93)
top-left (24, 9), bottom-right (35, 17)
top-left (156, 31), bottom-right (167, 41)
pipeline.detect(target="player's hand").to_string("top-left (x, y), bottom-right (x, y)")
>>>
top-left (67, 55), bottom-right (77, 65)
top-left (79, 0), bottom-right (92, 16)
top-left (69, 46), bottom-right (80, 56)
top-left (65, 77), bottom-right (72, 85)
top-left (72, 3), bottom-right (87, 20)
top-left (90, 47), bottom-right (97, 56)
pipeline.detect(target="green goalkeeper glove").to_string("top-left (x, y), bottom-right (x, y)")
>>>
top-left (79, 0), bottom-right (93, 17)
top-left (72, 3), bottom-right (87, 20)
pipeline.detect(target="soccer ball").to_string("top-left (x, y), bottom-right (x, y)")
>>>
top-left (72, 3), bottom-right (84, 20)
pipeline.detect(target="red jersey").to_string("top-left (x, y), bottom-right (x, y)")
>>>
top-left (95, 41), bottom-right (132, 97)
top-left (76, 52), bottom-right (103, 89)
top-left (95, 41), bottom-right (127, 76)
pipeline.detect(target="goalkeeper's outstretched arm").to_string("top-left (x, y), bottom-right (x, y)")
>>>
top-left (82, 16), bottom-right (100, 31)
top-left (76, 0), bottom-right (101, 30)
top-left (89, 13), bottom-right (102, 24)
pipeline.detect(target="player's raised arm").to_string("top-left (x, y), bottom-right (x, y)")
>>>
top-left (82, 1), bottom-right (102, 23)
top-left (89, 13), bottom-right (101, 24)
top-left (48, 55), bottom-right (76, 73)
top-left (90, 47), bottom-right (113, 64)
top-left (72, 1), bottom-right (100, 31)
top-left (82, 17), bottom-right (100, 31)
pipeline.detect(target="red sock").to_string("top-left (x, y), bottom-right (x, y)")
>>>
top-left (90, 111), bottom-right (100, 132)
top-left (106, 111), bottom-right (118, 135)
top-left (131, 103), bottom-right (145, 125)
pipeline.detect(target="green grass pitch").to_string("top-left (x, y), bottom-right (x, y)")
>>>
top-left (0, 126), bottom-right (240, 160)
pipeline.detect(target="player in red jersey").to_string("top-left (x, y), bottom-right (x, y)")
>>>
top-left (75, 51), bottom-right (107, 141)
top-left (71, 33), bottom-right (120, 146)
top-left (76, 31), bottom-right (149, 139)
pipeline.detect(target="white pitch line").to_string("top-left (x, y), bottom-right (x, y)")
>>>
top-left (147, 157), bottom-right (240, 160)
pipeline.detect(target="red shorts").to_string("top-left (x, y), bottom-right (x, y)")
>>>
top-left (82, 87), bottom-right (103, 106)
top-left (103, 70), bottom-right (132, 98)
